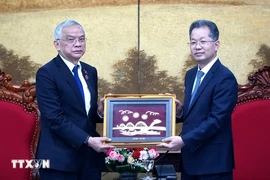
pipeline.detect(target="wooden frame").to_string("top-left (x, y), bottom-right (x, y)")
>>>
top-left (103, 94), bottom-right (176, 147)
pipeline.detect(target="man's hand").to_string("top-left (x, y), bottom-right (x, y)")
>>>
top-left (161, 93), bottom-right (183, 117)
top-left (97, 97), bottom-right (105, 117)
top-left (175, 99), bottom-right (183, 117)
top-left (87, 137), bottom-right (114, 153)
top-left (157, 136), bottom-right (185, 151)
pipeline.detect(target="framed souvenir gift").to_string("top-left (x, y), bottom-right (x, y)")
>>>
top-left (103, 94), bottom-right (176, 147)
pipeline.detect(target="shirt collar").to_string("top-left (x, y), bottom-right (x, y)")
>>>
top-left (60, 55), bottom-right (82, 72)
top-left (198, 56), bottom-right (218, 75)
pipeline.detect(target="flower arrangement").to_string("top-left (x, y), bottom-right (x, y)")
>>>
top-left (105, 147), bottom-right (159, 173)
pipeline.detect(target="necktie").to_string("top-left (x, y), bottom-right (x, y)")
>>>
top-left (189, 70), bottom-right (204, 107)
top-left (72, 65), bottom-right (85, 103)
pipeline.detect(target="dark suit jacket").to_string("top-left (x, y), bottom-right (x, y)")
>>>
top-left (179, 60), bottom-right (238, 175)
top-left (36, 55), bottom-right (104, 172)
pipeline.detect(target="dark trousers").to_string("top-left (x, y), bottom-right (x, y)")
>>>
top-left (181, 169), bottom-right (233, 180)
top-left (39, 168), bottom-right (101, 180)
top-left (39, 148), bottom-right (102, 180)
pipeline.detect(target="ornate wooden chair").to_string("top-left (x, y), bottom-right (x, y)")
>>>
top-left (0, 69), bottom-right (40, 180)
top-left (232, 66), bottom-right (270, 179)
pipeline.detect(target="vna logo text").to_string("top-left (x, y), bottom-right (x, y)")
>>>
top-left (11, 159), bottom-right (50, 169)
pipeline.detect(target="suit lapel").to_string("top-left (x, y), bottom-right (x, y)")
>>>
top-left (54, 55), bottom-right (85, 109)
top-left (185, 69), bottom-right (197, 108)
top-left (81, 65), bottom-right (94, 93)
top-left (185, 60), bottom-right (221, 116)
top-left (80, 64), bottom-right (95, 112)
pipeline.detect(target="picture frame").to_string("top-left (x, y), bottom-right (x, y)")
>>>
top-left (103, 94), bottom-right (176, 147)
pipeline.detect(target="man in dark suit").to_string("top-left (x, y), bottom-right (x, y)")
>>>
top-left (158, 20), bottom-right (238, 180)
top-left (36, 20), bottom-right (114, 180)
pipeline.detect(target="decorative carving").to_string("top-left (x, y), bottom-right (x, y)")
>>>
top-left (238, 66), bottom-right (270, 104)
top-left (0, 69), bottom-right (40, 180)
top-left (0, 69), bottom-right (32, 94)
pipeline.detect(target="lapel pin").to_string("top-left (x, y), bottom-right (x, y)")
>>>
top-left (83, 69), bottom-right (89, 80)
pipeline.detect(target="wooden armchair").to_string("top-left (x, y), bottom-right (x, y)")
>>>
top-left (0, 69), bottom-right (40, 180)
top-left (232, 66), bottom-right (270, 179)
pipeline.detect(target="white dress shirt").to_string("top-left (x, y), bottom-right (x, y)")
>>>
top-left (60, 55), bottom-right (91, 114)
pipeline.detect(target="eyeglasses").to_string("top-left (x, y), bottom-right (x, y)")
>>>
top-left (188, 40), bottom-right (216, 47)
top-left (58, 37), bottom-right (86, 45)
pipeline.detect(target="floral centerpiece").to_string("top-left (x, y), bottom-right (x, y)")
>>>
top-left (105, 147), bottom-right (159, 173)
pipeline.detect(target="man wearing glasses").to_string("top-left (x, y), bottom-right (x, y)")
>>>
top-left (158, 20), bottom-right (238, 180)
top-left (36, 20), bottom-right (114, 180)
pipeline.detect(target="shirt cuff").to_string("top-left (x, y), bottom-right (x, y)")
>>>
top-left (84, 135), bottom-right (90, 145)
top-left (97, 110), bottom-right (104, 118)
top-left (176, 109), bottom-right (183, 118)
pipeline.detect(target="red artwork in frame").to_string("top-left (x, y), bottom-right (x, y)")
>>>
top-left (103, 94), bottom-right (176, 147)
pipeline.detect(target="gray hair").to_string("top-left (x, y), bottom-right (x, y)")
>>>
top-left (54, 20), bottom-right (85, 40)
top-left (189, 20), bottom-right (219, 41)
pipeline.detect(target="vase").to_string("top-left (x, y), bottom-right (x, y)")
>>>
top-left (119, 172), bottom-right (138, 180)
